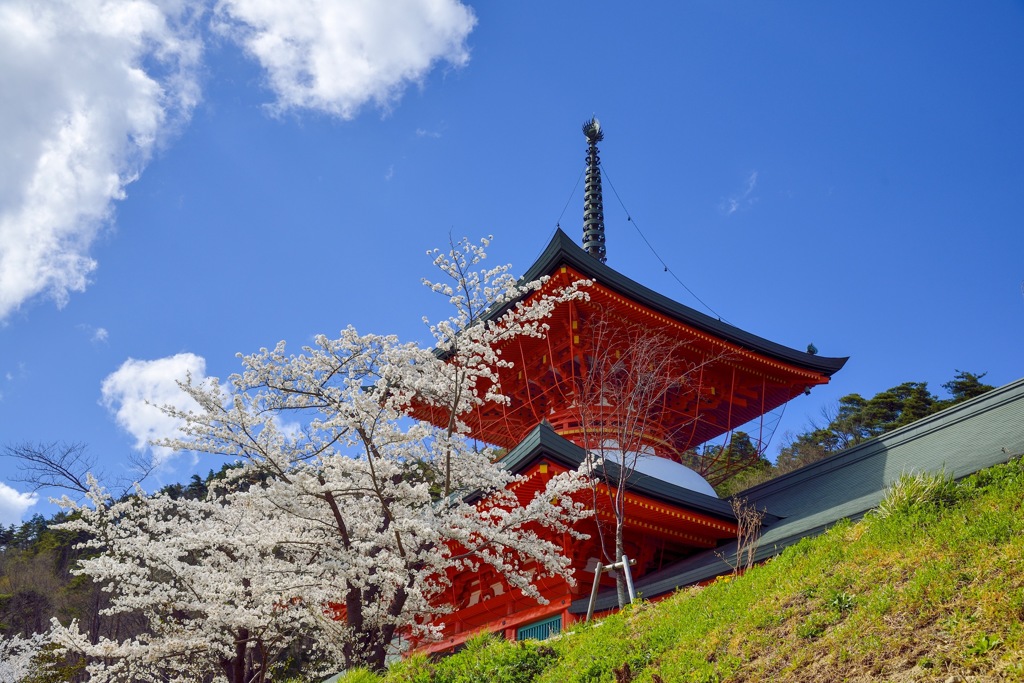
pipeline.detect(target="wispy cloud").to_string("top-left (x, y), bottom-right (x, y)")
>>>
top-left (214, 0), bottom-right (476, 119)
top-left (384, 164), bottom-right (395, 181)
top-left (100, 353), bottom-right (212, 465)
top-left (4, 363), bottom-right (26, 384)
top-left (78, 324), bottom-right (109, 344)
top-left (416, 127), bottom-right (442, 139)
top-left (720, 171), bottom-right (759, 216)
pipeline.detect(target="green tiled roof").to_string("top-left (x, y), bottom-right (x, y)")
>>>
top-left (496, 421), bottom-right (736, 522)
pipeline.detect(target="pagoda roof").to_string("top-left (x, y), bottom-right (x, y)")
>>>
top-left (496, 421), bottom-right (738, 523)
top-left (510, 229), bottom-right (847, 377)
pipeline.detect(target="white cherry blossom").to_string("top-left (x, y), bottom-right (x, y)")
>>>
top-left (48, 237), bottom-right (592, 678)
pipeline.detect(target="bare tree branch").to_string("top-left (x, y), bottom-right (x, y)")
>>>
top-left (2, 441), bottom-right (97, 495)
top-left (2, 441), bottom-right (152, 498)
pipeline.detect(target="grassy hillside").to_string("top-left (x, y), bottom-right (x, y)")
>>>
top-left (345, 455), bottom-right (1024, 682)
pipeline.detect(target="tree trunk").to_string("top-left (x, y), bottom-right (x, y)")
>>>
top-left (344, 586), bottom-right (407, 672)
top-left (220, 627), bottom-right (255, 683)
top-left (614, 523), bottom-right (628, 608)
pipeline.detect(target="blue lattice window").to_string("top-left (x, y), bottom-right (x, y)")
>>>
top-left (516, 615), bottom-right (562, 641)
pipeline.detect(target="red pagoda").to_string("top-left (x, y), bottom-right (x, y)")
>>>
top-left (415, 119), bottom-right (846, 653)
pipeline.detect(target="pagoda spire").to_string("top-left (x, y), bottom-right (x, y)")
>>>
top-left (582, 117), bottom-right (607, 263)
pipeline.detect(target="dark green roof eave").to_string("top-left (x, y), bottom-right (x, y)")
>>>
top-left (497, 422), bottom-right (736, 521)
top-left (515, 229), bottom-right (847, 377)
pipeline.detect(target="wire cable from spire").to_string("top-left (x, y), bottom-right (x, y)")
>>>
top-left (554, 167), bottom-right (586, 239)
top-left (601, 164), bottom-right (728, 323)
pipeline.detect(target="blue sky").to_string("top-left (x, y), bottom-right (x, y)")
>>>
top-left (1, 1), bottom-right (1023, 524)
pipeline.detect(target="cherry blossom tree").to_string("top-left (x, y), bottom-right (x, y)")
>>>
top-left (50, 478), bottom-right (334, 683)
top-left (0, 632), bottom-right (47, 682)
top-left (48, 237), bottom-right (592, 679)
top-left (571, 313), bottom-right (727, 608)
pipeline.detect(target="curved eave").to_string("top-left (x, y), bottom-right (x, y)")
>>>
top-left (510, 229), bottom-right (847, 377)
top-left (498, 422), bottom-right (737, 522)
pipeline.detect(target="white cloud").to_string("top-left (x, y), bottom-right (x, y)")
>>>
top-left (0, 0), bottom-right (203, 322)
top-left (0, 482), bottom-right (38, 526)
top-left (720, 170), bottom-right (759, 216)
top-left (100, 353), bottom-right (210, 465)
top-left (0, 0), bottom-right (476, 322)
top-left (215, 0), bottom-right (476, 118)
top-left (416, 127), bottom-right (442, 138)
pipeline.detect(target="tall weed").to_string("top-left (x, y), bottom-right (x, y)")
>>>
top-left (874, 469), bottom-right (957, 519)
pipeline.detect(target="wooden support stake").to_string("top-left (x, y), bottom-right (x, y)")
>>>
top-left (584, 556), bottom-right (638, 622)
top-left (622, 554), bottom-right (637, 604)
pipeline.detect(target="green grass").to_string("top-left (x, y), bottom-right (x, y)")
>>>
top-left (342, 456), bottom-right (1024, 683)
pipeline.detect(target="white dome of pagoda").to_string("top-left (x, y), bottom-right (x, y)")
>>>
top-left (601, 444), bottom-right (718, 498)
